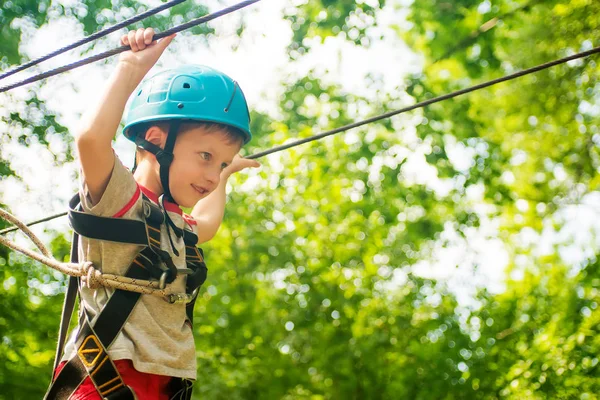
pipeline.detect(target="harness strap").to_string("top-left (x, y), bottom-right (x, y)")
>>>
top-left (182, 230), bottom-right (207, 324)
top-left (45, 260), bottom-right (148, 399)
top-left (51, 193), bottom-right (165, 375)
top-left (68, 194), bottom-right (148, 246)
top-left (52, 235), bottom-right (80, 372)
top-left (46, 195), bottom-right (164, 399)
top-left (47, 193), bottom-right (205, 400)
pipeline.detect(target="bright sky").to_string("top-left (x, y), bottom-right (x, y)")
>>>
top-left (1, 0), bottom-right (598, 308)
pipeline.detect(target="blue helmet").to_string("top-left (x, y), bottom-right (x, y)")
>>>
top-left (123, 65), bottom-right (252, 144)
top-left (123, 65), bottom-right (252, 205)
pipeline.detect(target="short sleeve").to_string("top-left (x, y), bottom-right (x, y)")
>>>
top-left (79, 155), bottom-right (140, 217)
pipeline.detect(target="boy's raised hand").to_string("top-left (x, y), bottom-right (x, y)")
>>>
top-left (119, 28), bottom-right (175, 75)
top-left (77, 27), bottom-right (174, 206)
top-left (223, 155), bottom-right (261, 177)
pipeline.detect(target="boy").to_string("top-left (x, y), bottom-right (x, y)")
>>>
top-left (48, 28), bottom-right (259, 399)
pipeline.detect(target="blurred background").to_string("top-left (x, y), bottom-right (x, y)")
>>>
top-left (0, 0), bottom-right (599, 398)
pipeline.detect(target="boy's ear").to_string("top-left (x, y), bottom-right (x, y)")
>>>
top-left (144, 125), bottom-right (167, 149)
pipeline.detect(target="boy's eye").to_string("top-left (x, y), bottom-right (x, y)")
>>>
top-left (200, 152), bottom-right (211, 161)
top-left (221, 163), bottom-right (228, 170)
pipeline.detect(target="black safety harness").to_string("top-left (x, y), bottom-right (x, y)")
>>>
top-left (44, 192), bottom-right (207, 400)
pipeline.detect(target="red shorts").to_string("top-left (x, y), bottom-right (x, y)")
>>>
top-left (55, 360), bottom-right (172, 400)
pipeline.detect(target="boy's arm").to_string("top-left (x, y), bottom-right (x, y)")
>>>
top-left (190, 171), bottom-right (231, 244)
top-left (191, 156), bottom-right (260, 244)
top-left (76, 29), bottom-right (174, 205)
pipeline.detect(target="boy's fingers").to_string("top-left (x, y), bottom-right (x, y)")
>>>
top-left (135, 28), bottom-right (146, 50)
top-left (120, 34), bottom-right (129, 46)
top-left (143, 28), bottom-right (154, 45)
top-left (238, 159), bottom-right (261, 169)
top-left (127, 30), bottom-right (138, 51)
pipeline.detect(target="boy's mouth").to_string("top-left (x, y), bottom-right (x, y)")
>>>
top-left (192, 184), bottom-right (209, 196)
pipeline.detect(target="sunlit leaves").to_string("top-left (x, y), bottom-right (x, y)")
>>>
top-left (283, 0), bottom-right (386, 59)
top-left (1, 0), bottom-right (600, 398)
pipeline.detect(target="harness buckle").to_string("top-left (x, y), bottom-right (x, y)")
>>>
top-left (142, 201), bottom-right (152, 218)
top-left (190, 287), bottom-right (199, 302)
top-left (166, 288), bottom-right (199, 305)
top-left (159, 271), bottom-right (168, 290)
top-left (166, 293), bottom-right (188, 304)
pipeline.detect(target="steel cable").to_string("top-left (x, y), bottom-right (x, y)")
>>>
top-left (0, 0), bottom-right (187, 81)
top-left (0, 0), bottom-right (261, 94)
top-left (1, 46), bottom-right (599, 234)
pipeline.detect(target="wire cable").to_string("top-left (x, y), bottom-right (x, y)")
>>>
top-left (247, 46), bottom-right (600, 159)
top-left (0, 0), bottom-right (261, 94)
top-left (0, 0), bottom-right (187, 81)
top-left (0, 211), bottom-right (67, 235)
top-left (1, 46), bottom-right (599, 233)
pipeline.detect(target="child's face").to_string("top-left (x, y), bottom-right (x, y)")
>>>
top-left (168, 126), bottom-right (241, 207)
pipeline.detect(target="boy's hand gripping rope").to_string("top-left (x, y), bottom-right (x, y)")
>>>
top-left (0, 0), bottom-right (261, 94)
top-left (0, 208), bottom-right (192, 303)
top-left (0, 0), bottom-right (186, 81)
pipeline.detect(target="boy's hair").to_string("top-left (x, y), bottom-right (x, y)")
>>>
top-left (131, 121), bottom-right (246, 165)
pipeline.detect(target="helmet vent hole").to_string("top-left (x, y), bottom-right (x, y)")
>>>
top-left (137, 90), bottom-right (142, 96)
top-left (177, 103), bottom-right (184, 109)
top-left (183, 83), bottom-right (191, 89)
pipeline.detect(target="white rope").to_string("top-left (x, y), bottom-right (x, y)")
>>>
top-left (0, 207), bottom-right (192, 303)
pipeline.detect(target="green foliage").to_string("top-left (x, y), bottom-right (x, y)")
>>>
top-left (1, 0), bottom-right (600, 399)
top-left (0, 223), bottom-right (70, 398)
top-left (283, 0), bottom-right (386, 58)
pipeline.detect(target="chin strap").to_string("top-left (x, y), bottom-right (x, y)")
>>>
top-left (134, 122), bottom-right (183, 255)
top-left (133, 121), bottom-right (180, 201)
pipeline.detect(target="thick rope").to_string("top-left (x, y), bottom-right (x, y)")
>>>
top-left (1, 45), bottom-right (599, 234)
top-left (0, 0), bottom-right (187, 81)
top-left (0, 207), bottom-right (191, 302)
top-left (0, 0), bottom-right (261, 94)
top-left (0, 207), bottom-right (52, 258)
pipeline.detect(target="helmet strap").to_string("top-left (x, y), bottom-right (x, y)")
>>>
top-left (133, 122), bottom-right (184, 253)
top-left (133, 121), bottom-right (181, 204)
top-left (160, 121), bottom-right (180, 203)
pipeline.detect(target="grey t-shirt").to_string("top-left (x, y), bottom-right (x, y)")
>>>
top-left (62, 156), bottom-right (197, 380)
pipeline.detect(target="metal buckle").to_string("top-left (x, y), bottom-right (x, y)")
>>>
top-left (178, 268), bottom-right (194, 275)
top-left (166, 289), bottom-right (199, 305)
top-left (166, 293), bottom-right (189, 304)
top-left (159, 271), bottom-right (168, 290)
top-left (142, 201), bottom-right (152, 218)
top-left (190, 288), bottom-right (199, 302)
